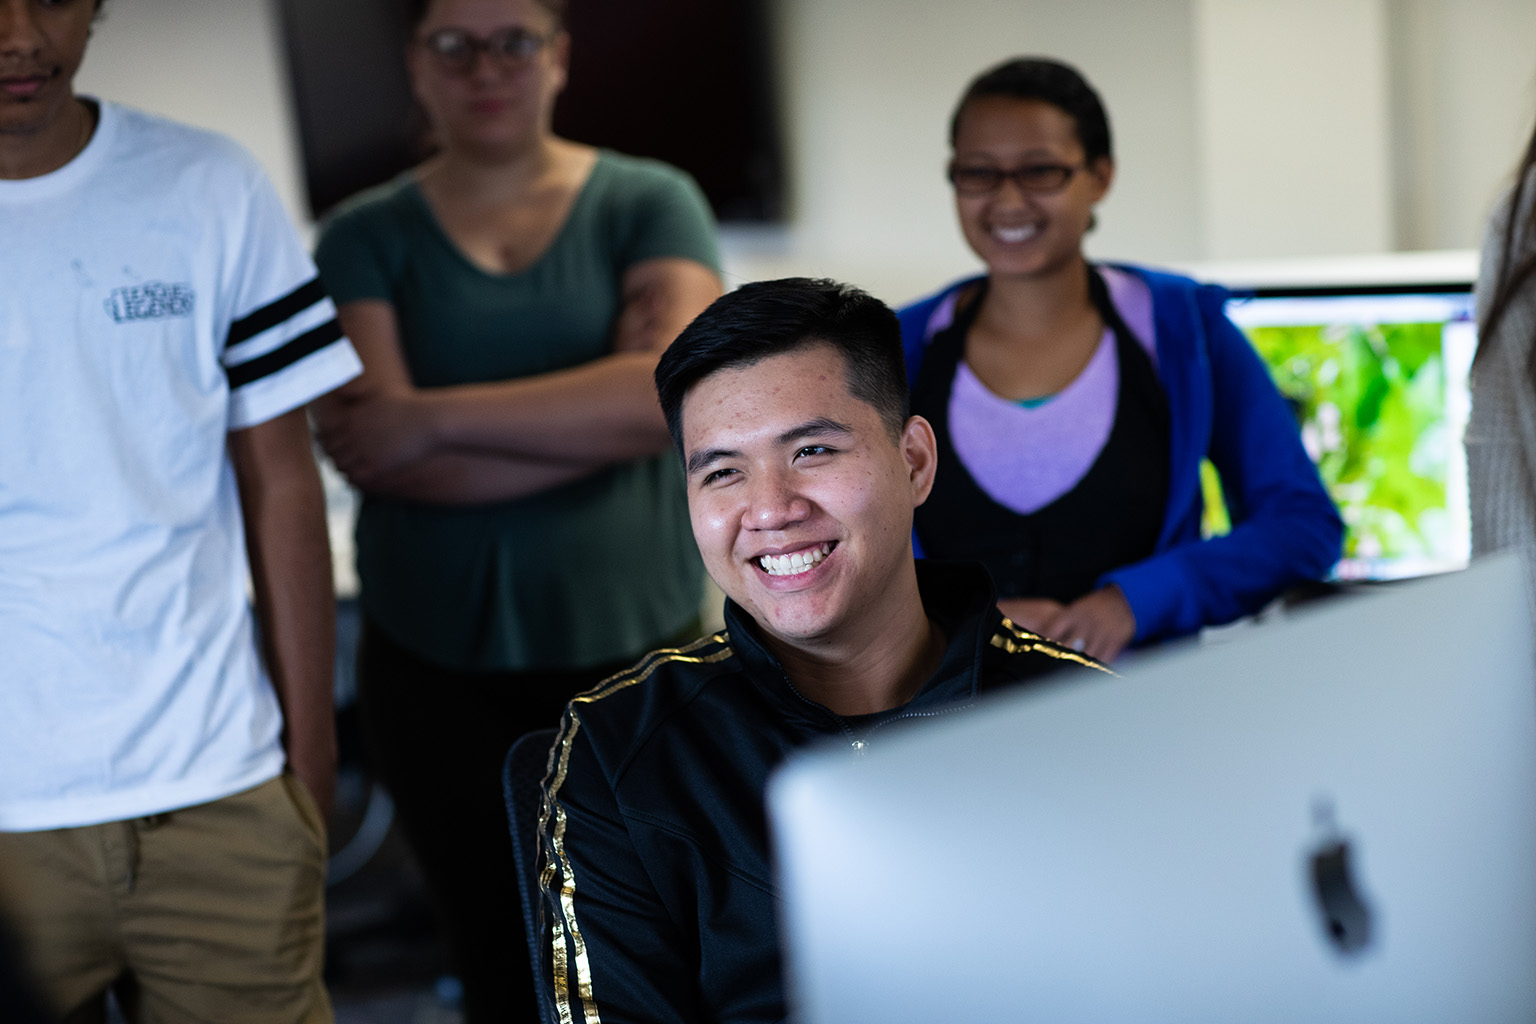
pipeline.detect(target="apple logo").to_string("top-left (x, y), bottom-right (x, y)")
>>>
top-left (1307, 798), bottom-right (1374, 956)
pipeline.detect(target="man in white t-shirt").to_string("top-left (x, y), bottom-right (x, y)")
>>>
top-left (0, 2), bottom-right (361, 1021)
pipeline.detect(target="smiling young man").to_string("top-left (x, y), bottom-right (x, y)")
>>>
top-left (537, 278), bottom-right (1106, 1024)
top-left (0, 1), bottom-right (360, 1020)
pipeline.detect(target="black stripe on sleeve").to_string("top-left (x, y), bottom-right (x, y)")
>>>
top-left (226, 318), bottom-right (344, 390)
top-left (225, 277), bottom-right (329, 347)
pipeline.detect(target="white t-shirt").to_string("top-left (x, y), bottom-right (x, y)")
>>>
top-left (0, 101), bottom-right (362, 831)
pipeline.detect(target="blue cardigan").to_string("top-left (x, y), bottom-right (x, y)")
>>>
top-left (898, 265), bottom-right (1344, 645)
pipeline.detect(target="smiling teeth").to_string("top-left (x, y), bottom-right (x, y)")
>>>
top-left (759, 543), bottom-right (831, 576)
top-left (994, 224), bottom-right (1039, 244)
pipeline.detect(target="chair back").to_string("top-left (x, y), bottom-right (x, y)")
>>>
top-left (503, 727), bottom-right (559, 1023)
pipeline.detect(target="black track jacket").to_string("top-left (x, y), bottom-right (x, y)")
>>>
top-left (537, 560), bottom-right (1108, 1024)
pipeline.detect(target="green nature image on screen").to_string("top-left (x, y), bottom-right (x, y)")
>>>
top-left (1243, 321), bottom-right (1451, 568)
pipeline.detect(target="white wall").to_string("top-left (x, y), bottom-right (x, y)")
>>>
top-left (76, 0), bottom-right (307, 228)
top-left (1193, 0), bottom-right (1394, 259)
top-left (732, 0), bottom-right (1536, 298)
top-left (1388, 0), bottom-right (1536, 252)
top-left (756, 0), bottom-right (1201, 304)
top-left (74, 0), bottom-right (1536, 304)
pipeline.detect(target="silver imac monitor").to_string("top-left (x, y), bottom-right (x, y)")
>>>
top-left (769, 555), bottom-right (1536, 1024)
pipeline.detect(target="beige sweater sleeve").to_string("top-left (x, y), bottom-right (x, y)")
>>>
top-left (1466, 167), bottom-right (1536, 615)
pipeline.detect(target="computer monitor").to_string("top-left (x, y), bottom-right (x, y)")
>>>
top-left (769, 555), bottom-right (1536, 1024)
top-left (1222, 282), bottom-right (1477, 581)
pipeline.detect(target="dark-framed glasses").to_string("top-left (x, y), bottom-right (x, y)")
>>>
top-left (947, 162), bottom-right (1086, 196)
top-left (418, 26), bottom-right (551, 74)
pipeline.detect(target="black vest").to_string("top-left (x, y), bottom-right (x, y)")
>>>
top-left (912, 268), bottom-right (1170, 602)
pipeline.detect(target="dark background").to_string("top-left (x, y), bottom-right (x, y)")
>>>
top-left (277, 0), bottom-right (784, 223)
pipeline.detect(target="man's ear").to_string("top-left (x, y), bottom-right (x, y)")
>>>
top-left (901, 415), bottom-right (939, 507)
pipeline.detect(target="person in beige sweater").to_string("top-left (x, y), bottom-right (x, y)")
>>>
top-left (1467, 112), bottom-right (1536, 610)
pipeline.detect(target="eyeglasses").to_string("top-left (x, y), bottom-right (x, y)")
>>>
top-left (947, 162), bottom-right (1086, 196)
top-left (417, 27), bottom-right (551, 75)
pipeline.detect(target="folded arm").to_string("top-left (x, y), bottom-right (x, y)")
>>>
top-left (315, 257), bottom-right (720, 499)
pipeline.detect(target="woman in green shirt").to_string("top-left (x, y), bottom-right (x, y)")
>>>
top-left (313, 0), bottom-right (721, 1018)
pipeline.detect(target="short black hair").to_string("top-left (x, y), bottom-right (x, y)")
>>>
top-left (655, 278), bottom-right (910, 453)
top-left (949, 57), bottom-right (1113, 164)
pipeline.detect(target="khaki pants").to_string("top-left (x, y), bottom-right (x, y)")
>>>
top-left (0, 775), bottom-right (332, 1024)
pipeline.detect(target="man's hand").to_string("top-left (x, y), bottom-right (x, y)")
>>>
top-left (286, 738), bottom-right (336, 824)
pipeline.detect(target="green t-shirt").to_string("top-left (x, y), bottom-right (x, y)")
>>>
top-left (315, 151), bottom-right (719, 671)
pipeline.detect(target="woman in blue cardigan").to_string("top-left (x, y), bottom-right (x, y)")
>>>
top-left (901, 57), bottom-right (1341, 661)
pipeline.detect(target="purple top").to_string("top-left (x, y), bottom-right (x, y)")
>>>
top-left (942, 266), bottom-right (1156, 514)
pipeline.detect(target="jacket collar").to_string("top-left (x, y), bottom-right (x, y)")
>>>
top-left (720, 560), bottom-right (1003, 730)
